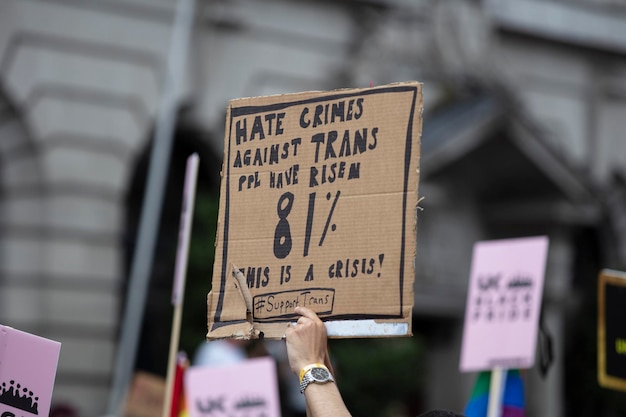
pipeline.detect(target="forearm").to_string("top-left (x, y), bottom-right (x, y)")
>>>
top-left (285, 307), bottom-right (351, 417)
top-left (304, 382), bottom-right (352, 417)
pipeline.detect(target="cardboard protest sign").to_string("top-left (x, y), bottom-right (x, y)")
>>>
top-left (0, 325), bottom-right (61, 417)
top-left (184, 357), bottom-right (281, 417)
top-left (207, 82), bottom-right (422, 339)
top-left (123, 372), bottom-right (165, 417)
top-left (460, 236), bottom-right (549, 372)
top-left (598, 269), bottom-right (626, 392)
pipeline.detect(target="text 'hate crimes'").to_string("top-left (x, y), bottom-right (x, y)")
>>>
top-left (234, 98), bottom-right (365, 145)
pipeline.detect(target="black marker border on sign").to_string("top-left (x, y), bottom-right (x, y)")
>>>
top-left (598, 268), bottom-right (626, 392)
top-left (212, 85), bottom-right (419, 329)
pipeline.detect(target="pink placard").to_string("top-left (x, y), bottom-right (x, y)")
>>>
top-left (185, 356), bottom-right (281, 417)
top-left (0, 325), bottom-right (61, 417)
top-left (460, 236), bottom-right (549, 372)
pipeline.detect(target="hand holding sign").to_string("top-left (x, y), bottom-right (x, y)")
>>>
top-left (284, 307), bottom-right (332, 375)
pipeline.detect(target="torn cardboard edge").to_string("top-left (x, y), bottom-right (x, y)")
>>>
top-left (231, 263), bottom-right (253, 315)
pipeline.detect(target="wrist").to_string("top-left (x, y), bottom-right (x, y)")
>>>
top-left (299, 363), bottom-right (335, 394)
top-left (299, 363), bottom-right (326, 383)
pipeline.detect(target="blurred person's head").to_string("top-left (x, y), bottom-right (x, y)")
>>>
top-left (417, 411), bottom-right (465, 417)
top-left (49, 403), bottom-right (79, 417)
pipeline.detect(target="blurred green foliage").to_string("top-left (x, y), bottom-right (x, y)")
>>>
top-left (329, 335), bottom-right (425, 417)
top-left (179, 187), bottom-right (219, 358)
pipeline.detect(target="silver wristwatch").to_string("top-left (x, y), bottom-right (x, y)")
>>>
top-left (299, 364), bottom-right (335, 393)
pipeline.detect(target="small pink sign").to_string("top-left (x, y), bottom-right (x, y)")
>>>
top-left (185, 356), bottom-right (281, 417)
top-left (0, 325), bottom-right (61, 417)
top-left (460, 236), bottom-right (549, 372)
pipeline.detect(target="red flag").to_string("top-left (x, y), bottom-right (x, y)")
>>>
top-left (170, 352), bottom-right (189, 417)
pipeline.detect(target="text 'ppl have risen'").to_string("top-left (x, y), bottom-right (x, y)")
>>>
top-left (232, 98), bottom-right (380, 192)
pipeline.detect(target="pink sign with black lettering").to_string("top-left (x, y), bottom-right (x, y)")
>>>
top-left (460, 236), bottom-right (549, 372)
top-left (0, 325), bottom-right (61, 417)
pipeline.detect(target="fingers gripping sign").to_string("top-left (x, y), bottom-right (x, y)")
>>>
top-left (285, 307), bottom-right (332, 376)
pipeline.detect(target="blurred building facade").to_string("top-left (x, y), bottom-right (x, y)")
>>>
top-left (1, 0), bottom-right (625, 416)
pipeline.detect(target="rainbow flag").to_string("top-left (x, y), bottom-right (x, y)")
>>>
top-left (464, 370), bottom-right (525, 417)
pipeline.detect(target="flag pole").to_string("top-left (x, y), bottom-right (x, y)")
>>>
top-left (487, 367), bottom-right (507, 417)
top-left (105, 0), bottom-right (196, 414)
top-left (162, 153), bottom-right (199, 417)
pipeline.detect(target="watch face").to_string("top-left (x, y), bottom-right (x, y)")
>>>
top-left (310, 367), bottom-right (330, 381)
